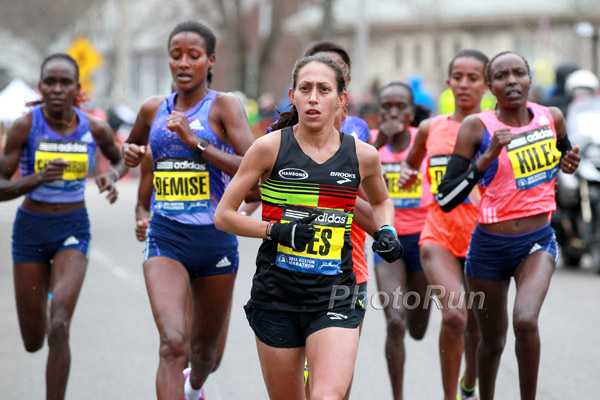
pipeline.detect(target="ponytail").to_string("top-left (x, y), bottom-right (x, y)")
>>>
top-left (270, 105), bottom-right (299, 131)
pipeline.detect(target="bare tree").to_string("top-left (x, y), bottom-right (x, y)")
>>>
top-left (191, 0), bottom-right (298, 98)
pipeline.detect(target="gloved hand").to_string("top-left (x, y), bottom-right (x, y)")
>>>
top-left (372, 226), bottom-right (403, 263)
top-left (267, 214), bottom-right (318, 251)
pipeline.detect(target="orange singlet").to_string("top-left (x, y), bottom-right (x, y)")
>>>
top-left (419, 115), bottom-right (478, 258)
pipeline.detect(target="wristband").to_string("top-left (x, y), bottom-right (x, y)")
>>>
top-left (111, 169), bottom-right (120, 181)
top-left (266, 222), bottom-right (274, 239)
top-left (380, 225), bottom-right (397, 235)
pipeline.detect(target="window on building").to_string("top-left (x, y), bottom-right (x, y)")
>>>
top-left (395, 43), bottom-right (403, 69)
top-left (414, 42), bottom-right (422, 68)
top-left (454, 39), bottom-right (462, 55)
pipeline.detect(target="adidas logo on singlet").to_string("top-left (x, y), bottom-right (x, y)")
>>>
top-left (216, 256), bottom-right (232, 268)
top-left (81, 131), bottom-right (93, 143)
top-left (189, 119), bottom-right (203, 131)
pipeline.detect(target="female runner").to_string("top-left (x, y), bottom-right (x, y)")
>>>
top-left (399, 50), bottom-right (490, 399)
top-left (436, 51), bottom-right (580, 400)
top-left (214, 55), bottom-right (402, 400)
top-left (123, 21), bottom-right (254, 400)
top-left (373, 81), bottom-right (432, 400)
top-left (0, 53), bottom-right (126, 400)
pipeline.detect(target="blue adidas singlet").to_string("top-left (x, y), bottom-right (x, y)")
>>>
top-left (149, 90), bottom-right (236, 225)
top-left (20, 106), bottom-right (97, 203)
top-left (341, 115), bottom-right (371, 143)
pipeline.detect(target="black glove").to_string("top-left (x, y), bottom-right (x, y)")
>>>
top-left (267, 214), bottom-right (318, 251)
top-left (372, 227), bottom-right (404, 263)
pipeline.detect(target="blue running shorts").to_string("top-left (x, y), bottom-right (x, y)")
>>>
top-left (374, 232), bottom-right (422, 271)
top-left (144, 213), bottom-right (238, 277)
top-left (465, 223), bottom-right (558, 281)
top-left (12, 207), bottom-right (91, 264)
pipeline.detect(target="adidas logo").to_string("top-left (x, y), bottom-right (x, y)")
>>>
top-left (63, 236), bottom-right (80, 246)
top-left (529, 243), bottom-right (542, 254)
top-left (216, 256), bottom-right (231, 268)
top-left (189, 119), bottom-right (203, 131)
top-left (81, 131), bottom-right (93, 143)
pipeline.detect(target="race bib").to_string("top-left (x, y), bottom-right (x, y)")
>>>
top-left (34, 140), bottom-right (88, 190)
top-left (382, 163), bottom-right (422, 209)
top-left (428, 154), bottom-right (451, 195)
top-left (506, 126), bottom-right (560, 190)
top-left (428, 154), bottom-right (472, 204)
top-left (276, 205), bottom-right (350, 275)
top-left (153, 157), bottom-right (210, 214)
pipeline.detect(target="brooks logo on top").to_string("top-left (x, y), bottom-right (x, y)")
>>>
top-left (330, 171), bottom-right (356, 184)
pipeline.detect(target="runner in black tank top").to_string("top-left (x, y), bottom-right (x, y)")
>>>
top-left (252, 126), bottom-right (360, 312)
top-left (215, 55), bottom-right (403, 399)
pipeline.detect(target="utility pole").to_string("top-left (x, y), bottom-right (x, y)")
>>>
top-left (321, 0), bottom-right (334, 40)
top-left (112, 0), bottom-right (129, 105)
top-left (592, 24), bottom-right (599, 77)
top-left (354, 0), bottom-right (368, 101)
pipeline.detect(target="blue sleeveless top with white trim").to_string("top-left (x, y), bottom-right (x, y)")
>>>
top-left (20, 105), bottom-right (97, 203)
top-left (149, 90), bottom-right (236, 225)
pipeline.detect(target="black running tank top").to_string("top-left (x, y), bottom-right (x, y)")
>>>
top-left (250, 126), bottom-right (361, 311)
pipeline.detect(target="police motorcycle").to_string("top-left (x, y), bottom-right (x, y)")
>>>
top-left (552, 70), bottom-right (600, 269)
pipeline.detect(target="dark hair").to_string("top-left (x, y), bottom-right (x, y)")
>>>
top-left (486, 51), bottom-right (531, 84)
top-left (304, 41), bottom-right (351, 72)
top-left (380, 81), bottom-right (415, 105)
top-left (448, 49), bottom-right (489, 76)
top-left (270, 55), bottom-right (346, 132)
top-left (28, 53), bottom-right (84, 108)
top-left (40, 53), bottom-right (79, 82)
top-left (379, 81), bottom-right (430, 127)
top-left (168, 21), bottom-right (216, 85)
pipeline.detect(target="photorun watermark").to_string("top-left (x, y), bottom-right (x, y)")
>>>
top-left (329, 284), bottom-right (485, 310)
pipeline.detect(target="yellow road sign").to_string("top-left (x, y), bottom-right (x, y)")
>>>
top-left (66, 37), bottom-right (102, 94)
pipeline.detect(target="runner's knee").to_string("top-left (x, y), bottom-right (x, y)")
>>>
top-left (386, 314), bottom-right (407, 341)
top-left (513, 316), bottom-right (538, 340)
top-left (159, 329), bottom-right (187, 361)
top-left (441, 309), bottom-right (466, 334)
top-left (47, 318), bottom-right (69, 348)
top-left (481, 335), bottom-right (506, 358)
top-left (309, 386), bottom-right (348, 400)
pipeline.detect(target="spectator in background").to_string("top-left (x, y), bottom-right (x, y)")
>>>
top-left (408, 74), bottom-right (434, 117)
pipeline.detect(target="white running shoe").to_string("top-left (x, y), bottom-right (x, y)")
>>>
top-left (457, 375), bottom-right (478, 400)
top-left (183, 368), bottom-right (206, 400)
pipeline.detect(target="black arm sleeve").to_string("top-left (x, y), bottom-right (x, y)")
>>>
top-left (556, 135), bottom-right (572, 154)
top-left (436, 155), bottom-right (485, 212)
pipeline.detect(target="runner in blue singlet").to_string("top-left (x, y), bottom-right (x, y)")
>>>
top-left (123, 21), bottom-right (255, 400)
top-left (0, 53), bottom-right (126, 400)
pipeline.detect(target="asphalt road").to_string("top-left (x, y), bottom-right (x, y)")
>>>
top-left (1, 179), bottom-right (599, 399)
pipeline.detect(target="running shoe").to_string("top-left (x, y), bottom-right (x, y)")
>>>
top-left (304, 359), bottom-right (309, 387)
top-left (457, 375), bottom-right (478, 400)
top-left (183, 367), bottom-right (206, 400)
